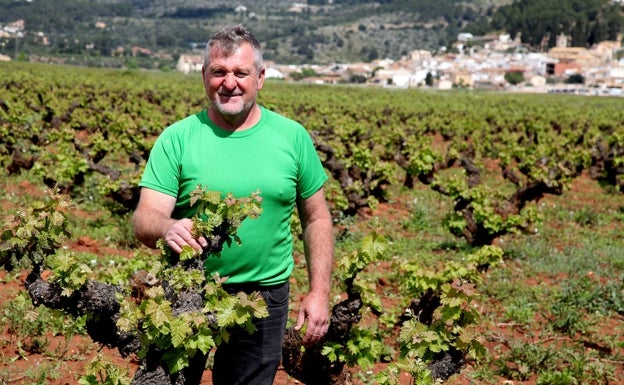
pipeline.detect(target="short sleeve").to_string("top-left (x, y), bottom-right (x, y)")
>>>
top-left (139, 127), bottom-right (182, 198)
top-left (296, 128), bottom-right (328, 199)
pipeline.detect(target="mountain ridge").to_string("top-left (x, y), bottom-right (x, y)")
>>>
top-left (0, 0), bottom-right (621, 69)
top-left (0, 0), bottom-right (508, 67)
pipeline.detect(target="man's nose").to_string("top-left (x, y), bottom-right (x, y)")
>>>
top-left (223, 73), bottom-right (238, 89)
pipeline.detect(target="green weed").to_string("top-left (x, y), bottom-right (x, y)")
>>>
top-left (0, 360), bottom-right (64, 385)
top-left (0, 291), bottom-right (86, 359)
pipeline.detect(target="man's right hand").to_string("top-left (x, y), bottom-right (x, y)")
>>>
top-left (133, 188), bottom-right (207, 252)
top-left (162, 218), bottom-right (207, 254)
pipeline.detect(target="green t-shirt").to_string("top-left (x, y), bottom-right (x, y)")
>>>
top-left (139, 106), bottom-right (327, 285)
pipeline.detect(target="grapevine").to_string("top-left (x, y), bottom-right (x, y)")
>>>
top-left (1, 186), bottom-right (267, 385)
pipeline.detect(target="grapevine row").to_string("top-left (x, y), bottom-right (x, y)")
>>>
top-left (1, 61), bottom-right (623, 383)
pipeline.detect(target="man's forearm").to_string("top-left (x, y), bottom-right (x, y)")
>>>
top-left (132, 209), bottom-right (176, 249)
top-left (303, 216), bottom-right (334, 294)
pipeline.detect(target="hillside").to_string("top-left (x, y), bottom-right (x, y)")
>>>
top-left (0, 0), bottom-right (510, 68)
top-left (0, 0), bottom-right (621, 69)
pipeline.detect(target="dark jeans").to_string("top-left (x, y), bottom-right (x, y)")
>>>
top-left (183, 282), bottom-right (290, 385)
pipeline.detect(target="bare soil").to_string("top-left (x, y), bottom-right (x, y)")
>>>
top-left (1, 176), bottom-right (623, 385)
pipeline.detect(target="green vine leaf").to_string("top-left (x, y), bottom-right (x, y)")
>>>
top-left (170, 317), bottom-right (193, 348)
top-left (144, 298), bottom-right (173, 332)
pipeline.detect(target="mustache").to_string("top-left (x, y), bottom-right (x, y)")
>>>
top-left (218, 89), bottom-right (242, 97)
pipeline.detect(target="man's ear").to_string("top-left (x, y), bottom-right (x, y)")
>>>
top-left (257, 67), bottom-right (266, 90)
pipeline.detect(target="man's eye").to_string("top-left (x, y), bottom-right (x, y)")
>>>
top-left (236, 72), bottom-right (249, 78)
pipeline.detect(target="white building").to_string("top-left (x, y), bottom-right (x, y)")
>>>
top-left (176, 54), bottom-right (203, 74)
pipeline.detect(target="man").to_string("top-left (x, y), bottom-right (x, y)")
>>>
top-left (132, 25), bottom-right (334, 385)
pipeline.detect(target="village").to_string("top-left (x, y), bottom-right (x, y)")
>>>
top-left (177, 32), bottom-right (624, 96)
top-left (1, 14), bottom-right (623, 97)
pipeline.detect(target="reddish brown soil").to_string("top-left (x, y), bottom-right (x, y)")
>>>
top-left (1, 177), bottom-right (623, 385)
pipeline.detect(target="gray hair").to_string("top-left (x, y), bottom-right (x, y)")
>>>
top-left (204, 25), bottom-right (264, 71)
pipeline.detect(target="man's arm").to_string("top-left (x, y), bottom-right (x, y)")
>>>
top-left (294, 187), bottom-right (334, 347)
top-left (132, 187), bottom-right (206, 253)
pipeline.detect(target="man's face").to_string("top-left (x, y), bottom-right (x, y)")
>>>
top-left (202, 42), bottom-right (265, 118)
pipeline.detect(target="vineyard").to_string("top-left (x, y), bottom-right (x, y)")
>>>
top-left (1, 61), bottom-right (623, 385)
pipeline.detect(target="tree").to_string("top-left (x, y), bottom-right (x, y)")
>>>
top-left (605, 8), bottom-right (624, 41)
top-left (349, 74), bottom-right (367, 84)
top-left (291, 67), bottom-right (318, 80)
top-left (505, 71), bottom-right (524, 86)
top-left (589, 19), bottom-right (607, 46)
top-left (565, 73), bottom-right (585, 84)
top-left (425, 72), bottom-right (434, 87)
top-left (487, 0), bottom-right (621, 50)
top-left (571, 16), bottom-right (588, 47)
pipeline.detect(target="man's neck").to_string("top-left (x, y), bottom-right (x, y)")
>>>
top-left (208, 105), bottom-right (261, 131)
